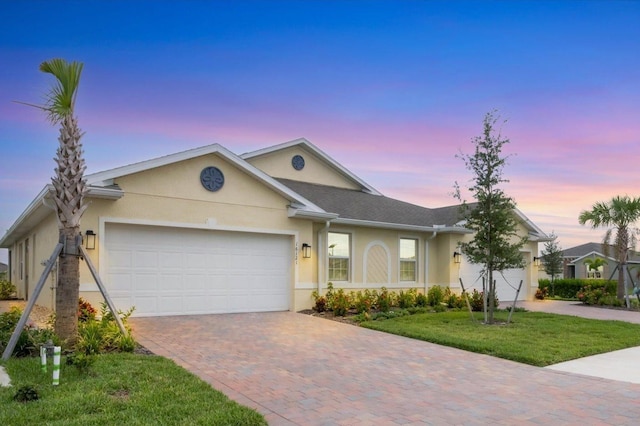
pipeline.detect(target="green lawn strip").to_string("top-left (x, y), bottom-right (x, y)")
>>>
top-left (0, 353), bottom-right (266, 426)
top-left (361, 310), bottom-right (640, 367)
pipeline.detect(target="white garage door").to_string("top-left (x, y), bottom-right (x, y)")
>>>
top-left (459, 263), bottom-right (528, 302)
top-left (104, 223), bottom-right (292, 316)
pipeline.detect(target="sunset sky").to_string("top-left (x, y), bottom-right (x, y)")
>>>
top-left (1, 1), bottom-right (639, 264)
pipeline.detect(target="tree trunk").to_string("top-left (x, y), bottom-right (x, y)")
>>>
top-left (618, 263), bottom-right (626, 300)
top-left (487, 270), bottom-right (495, 324)
top-left (55, 227), bottom-right (80, 344)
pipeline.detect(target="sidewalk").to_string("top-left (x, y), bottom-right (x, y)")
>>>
top-left (518, 299), bottom-right (640, 384)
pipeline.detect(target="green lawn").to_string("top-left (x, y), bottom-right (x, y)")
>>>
top-left (1, 353), bottom-right (266, 425)
top-left (361, 310), bottom-right (640, 366)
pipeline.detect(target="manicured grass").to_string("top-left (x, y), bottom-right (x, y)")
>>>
top-left (0, 353), bottom-right (266, 425)
top-left (361, 310), bottom-right (640, 366)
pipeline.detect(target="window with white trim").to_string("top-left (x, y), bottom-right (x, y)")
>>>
top-left (328, 232), bottom-right (350, 281)
top-left (400, 238), bottom-right (417, 281)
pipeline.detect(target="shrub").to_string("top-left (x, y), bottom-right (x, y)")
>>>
top-left (535, 287), bottom-right (548, 300)
top-left (312, 292), bottom-right (327, 312)
top-left (78, 297), bottom-right (97, 322)
top-left (468, 289), bottom-right (499, 312)
top-left (0, 307), bottom-right (59, 357)
top-left (577, 286), bottom-right (616, 306)
top-left (75, 303), bottom-right (136, 355)
top-left (66, 351), bottom-right (96, 373)
top-left (332, 289), bottom-right (351, 316)
top-left (398, 289), bottom-right (417, 309)
top-left (415, 292), bottom-right (428, 307)
top-left (376, 287), bottom-right (394, 312)
top-left (539, 278), bottom-right (616, 299)
top-left (353, 290), bottom-right (372, 313)
top-left (443, 287), bottom-right (464, 309)
top-left (0, 279), bottom-right (16, 300)
top-left (13, 385), bottom-right (39, 403)
top-left (427, 285), bottom-right (444, 307)
top-left (371, 309), bottom-right (410, 321)
top-left (325, 282), bottom-right (336, 311)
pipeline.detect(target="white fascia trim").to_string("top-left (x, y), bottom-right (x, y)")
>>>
top-left (288, 208), bottom-right (339, 220)
top-left (570, 251), bottom-right (618, 265)
top-left (241, 138), bottom-right (383, 196)
top-left (332, 218), bottom-right (473, 234)
top-left (86, 186), bottom-right (124, 200)
top-left (514, 208), bottom-right (549, 240)
top-left (0, 184), bottom-right (125, 248)
top-left (0, 185), bottom-right (53, 247)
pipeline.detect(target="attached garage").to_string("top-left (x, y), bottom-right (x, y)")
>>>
top-left (458, 262), bottom-right (529, 302)
top-left (104, 223), bottom-right (292, 316)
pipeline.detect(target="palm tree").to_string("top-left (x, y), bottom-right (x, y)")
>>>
top-left (40, 59), bottom-right (88, 343)
top-left (579, 196), bottom-right (640, 306)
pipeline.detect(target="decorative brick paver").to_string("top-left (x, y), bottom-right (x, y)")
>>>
top-left (131, 311), bottom-right (640, 425)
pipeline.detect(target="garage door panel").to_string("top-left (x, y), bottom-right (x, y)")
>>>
top-left (135, 274), bottom-right (158, 292)
top-left (459, 262), bottom-right (528, 302)
top-left (105, 224), bottom-right (291, 316)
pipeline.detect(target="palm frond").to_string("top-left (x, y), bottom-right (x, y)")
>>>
top-left (39, 58), bottom-right (83, 124)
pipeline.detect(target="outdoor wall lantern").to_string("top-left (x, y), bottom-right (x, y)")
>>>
top-left (533, 256), bottom-right (541, 267)
top-left (453, 251), bottom-right (462, 264)
top-left (302, 243), bottom-right (311, 259)
top-left (85, 230), bottom-right (96, 250)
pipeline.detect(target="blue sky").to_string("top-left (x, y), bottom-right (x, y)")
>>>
top-left (1, 0), bottom-right (639, 264)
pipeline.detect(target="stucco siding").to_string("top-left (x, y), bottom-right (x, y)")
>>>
top-left (246, 146), bottom-right (361, 190)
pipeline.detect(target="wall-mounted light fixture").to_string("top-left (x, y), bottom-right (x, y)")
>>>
top-left (533, 256), bottom-right (541, 267)
top-left (85, 230), bottom-right (96, 250)
top-left (302, 243), bottom-right (311, 259)
top-left (453, 251), bottom-right (462, 264)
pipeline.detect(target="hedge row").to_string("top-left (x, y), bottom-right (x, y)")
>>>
top-left (538, 278), bottom-right (616, 298)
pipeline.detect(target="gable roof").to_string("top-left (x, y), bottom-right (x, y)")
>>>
top-left (562, 242), bottom-right (607, 258)
top-left (562, 242), bottom-right (640, 263)
top-left (0, 262), bottom-right (7, 273)
top-left (277, 178), bottom-right (549, 241)
top-left (241, 138), bottom-right (382, 195)
top-left (278, 178), bottom-right (467, 232)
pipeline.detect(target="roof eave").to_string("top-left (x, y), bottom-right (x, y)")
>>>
top-left (0, 185), bottom-right (125, 248)
top-left (0, 186), bottom-right (53, 248)
top-left (288, 208), bottom-right (340, 221)
top-left (332, 218), bottom-right (473, 233)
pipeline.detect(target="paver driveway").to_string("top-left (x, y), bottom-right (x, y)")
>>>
top-left (131, 312), bottom-right (640, 425)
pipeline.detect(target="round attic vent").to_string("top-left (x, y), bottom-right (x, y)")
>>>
top-left (292, 154), bottom-right (305, 171)
top-left (200, 166), bottom-right (224, 192)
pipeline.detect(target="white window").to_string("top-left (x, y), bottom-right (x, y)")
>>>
top-left (400, 238), bottom-right (417, 281)
top-left (328, 232), bottom-right (350, 281)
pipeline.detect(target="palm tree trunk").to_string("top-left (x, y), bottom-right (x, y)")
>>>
top-left (56, 227), bottom-right (81, 343)
top-left (52, 114), bottom-right (87, 345)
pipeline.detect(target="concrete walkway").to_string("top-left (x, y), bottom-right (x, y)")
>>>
top-left (131, 308), bottom-right (640, 425)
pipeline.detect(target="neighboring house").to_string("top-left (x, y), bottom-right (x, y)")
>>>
top-left (562, 242), bottom-right (640, 280)
top-left (0, 262), bottom-right (7, 280)
top-left (0, 139), bottom-right (549, 316)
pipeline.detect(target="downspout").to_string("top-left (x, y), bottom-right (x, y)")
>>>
top-left (425, 229), bottom-right (439, 294)
top-left (42, 195), bottom-right (58, 310)
top-left (318, 220), bottom-right (333, 295)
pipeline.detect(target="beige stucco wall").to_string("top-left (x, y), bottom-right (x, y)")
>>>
top-left (8, 214), bottom-right (59, 310)
top-left (246, 146), bottom-right (361, 190)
